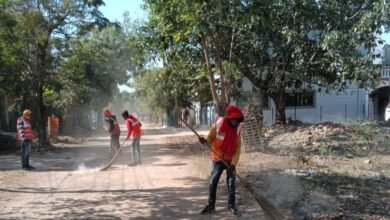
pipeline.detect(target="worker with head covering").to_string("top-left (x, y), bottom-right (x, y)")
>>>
top-left (104, 109), bottom-right (121, 156)
top-left (198, 105), bottom-right (244, 215)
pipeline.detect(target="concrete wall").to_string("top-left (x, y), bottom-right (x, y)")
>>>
top-left (239, 78), bottom-right (370, 125)
top-left (194, 78), bottom-right (373, 126)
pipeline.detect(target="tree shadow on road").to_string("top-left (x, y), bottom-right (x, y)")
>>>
top-left (0, 141), bottom-right (179, 172)
top-left (0, 177), bottom-right (247, 220)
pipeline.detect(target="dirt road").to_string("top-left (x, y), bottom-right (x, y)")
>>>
top-left (0, 125), bottom-right (242, 220)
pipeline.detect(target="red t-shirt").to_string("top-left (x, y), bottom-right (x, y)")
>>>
top-left (125, 116), bottom-right (142, 139)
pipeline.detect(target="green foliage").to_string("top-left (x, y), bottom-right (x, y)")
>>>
top-left (144, 0), bottom-right (241, 114)
top-left (54, 25), bottom-right (137, 132)
top-left (318, 144), bottom-right (355, 158)
top-left (234, 0), bottom-right (388, 123)
top-left (144, 0), bottom-right (389, 123)
top-left (130, 69), bottom-right (164, 118)
top-left (0, 0), bottom-right (22, 94)
top-left (131, 67), bottom-right (191, 116)
top-left (0, 0), bottom-right (116, 143)
top-left (348, 121), bottom-right (387, 157)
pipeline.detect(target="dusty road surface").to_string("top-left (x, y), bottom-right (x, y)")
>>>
top-left (0, 125), bottom-right (245, 220)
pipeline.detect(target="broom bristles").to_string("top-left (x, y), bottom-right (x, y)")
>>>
top-left (244, 183), bottom-right (291, 220)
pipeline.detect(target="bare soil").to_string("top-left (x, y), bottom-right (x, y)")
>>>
top-left (1, 124), bottom-right (389, 220)
top-left (171, 123), bottom-right (390, 220)
top-left (0, 125), bottom-right (253, 220)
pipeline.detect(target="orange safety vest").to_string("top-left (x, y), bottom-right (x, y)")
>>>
top-left (211, 117), bottom-right (243, 162)
top-left (127, 117), bottom-right (142, 138)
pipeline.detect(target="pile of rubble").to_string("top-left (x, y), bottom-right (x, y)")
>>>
top-left (263, 122), bottom-right (353, 156)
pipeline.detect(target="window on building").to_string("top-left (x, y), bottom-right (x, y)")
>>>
top-left (385, 70), bottom-right (387, 77)
top-left (285, 91), bottom-right (315, 107)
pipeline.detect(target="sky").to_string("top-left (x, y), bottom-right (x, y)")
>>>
top-left (100, 0), bottom-right (148, 92)
top-left (100, 0), bottom-right (147, 22)
top-left (382, 34), bottom-right (390, 45)
top-left (100, 1), bottom-right (390, 91)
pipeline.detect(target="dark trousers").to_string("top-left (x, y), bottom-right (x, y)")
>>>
top-left (110, 135), bottom-right (120, 155)
top-left (208, 161), bottom-right (236, 207)
top-left (131, 137), bottom-right (141, 164)
top-left (20, 140), bottom-right (32, 167)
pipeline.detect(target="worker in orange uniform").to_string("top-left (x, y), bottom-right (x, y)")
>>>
top-left (198, 105), bottom-right (244, 215)
top-left (121, 110), bottom-right (143, 166)
top-left (104, 110), bottom-right (121, 156)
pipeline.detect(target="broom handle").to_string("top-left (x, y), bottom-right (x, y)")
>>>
top-left (179, 118), bottom-right (290, 219)
top-left (100, 139), bottom-right (127, 171)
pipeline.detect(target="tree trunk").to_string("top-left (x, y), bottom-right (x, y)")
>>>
top-left (201, 36), bottom-right (221, 116)
top-left (271, 90), bottom-right (287, 125)
top-left (36, 33), bottom-right (51, 146)
top-left (37, 85), bottom-right (48, 146)
top-left (256, 90), bottom-right (264, 124)
top-left (214, 32), bottom-right (228, 115)
top-left (0, 95), bottom-right (9, 131)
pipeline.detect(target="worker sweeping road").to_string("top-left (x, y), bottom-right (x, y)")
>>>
top-left (198, 105), bottom-right (244, 216)
top-left (121, 110), bottom-right (143, 166)
top-left (104, 110), bottom-right (121, 156)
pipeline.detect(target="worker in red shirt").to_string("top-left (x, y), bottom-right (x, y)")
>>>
top-left (121, 110), bottom-right (143, 165)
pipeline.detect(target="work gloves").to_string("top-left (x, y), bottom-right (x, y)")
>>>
top-left (199, 137), bottom-right (207, 145)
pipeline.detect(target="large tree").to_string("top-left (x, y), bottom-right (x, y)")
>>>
top-left (54, 25), bottom-right (135, 133)
top-left (145, 0), bottom-right (389, 124)
top-left (6, 0), bottom-right (109, 144)
top-left (144, 0), bottom-right (240, 115)
top-left (232, 0), bottom-right (388, 124)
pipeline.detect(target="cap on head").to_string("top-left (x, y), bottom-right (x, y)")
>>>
top-left (23, 109), bottom-right (32, 119)
top-left (226, 105), bottom-right (244, 120)
top-left (104, 110), bottom-right (112, 117)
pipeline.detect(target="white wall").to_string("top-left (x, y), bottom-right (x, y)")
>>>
top-left (261, 86), bottom-right (369, 124)
top-left (240, 78), bottom-right (369, 124)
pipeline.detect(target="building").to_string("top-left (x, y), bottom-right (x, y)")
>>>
top-left (236, 80), bottom-right (372, 125)
top-left (194, 45), bottom-right (390, 125)
top-left (372, 44), bottom-right (390, 121)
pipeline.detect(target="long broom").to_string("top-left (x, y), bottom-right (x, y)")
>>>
top-left (100, 139), bottom-right (127, 171)
top-left (179, 117), bottom-right (290, 220)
